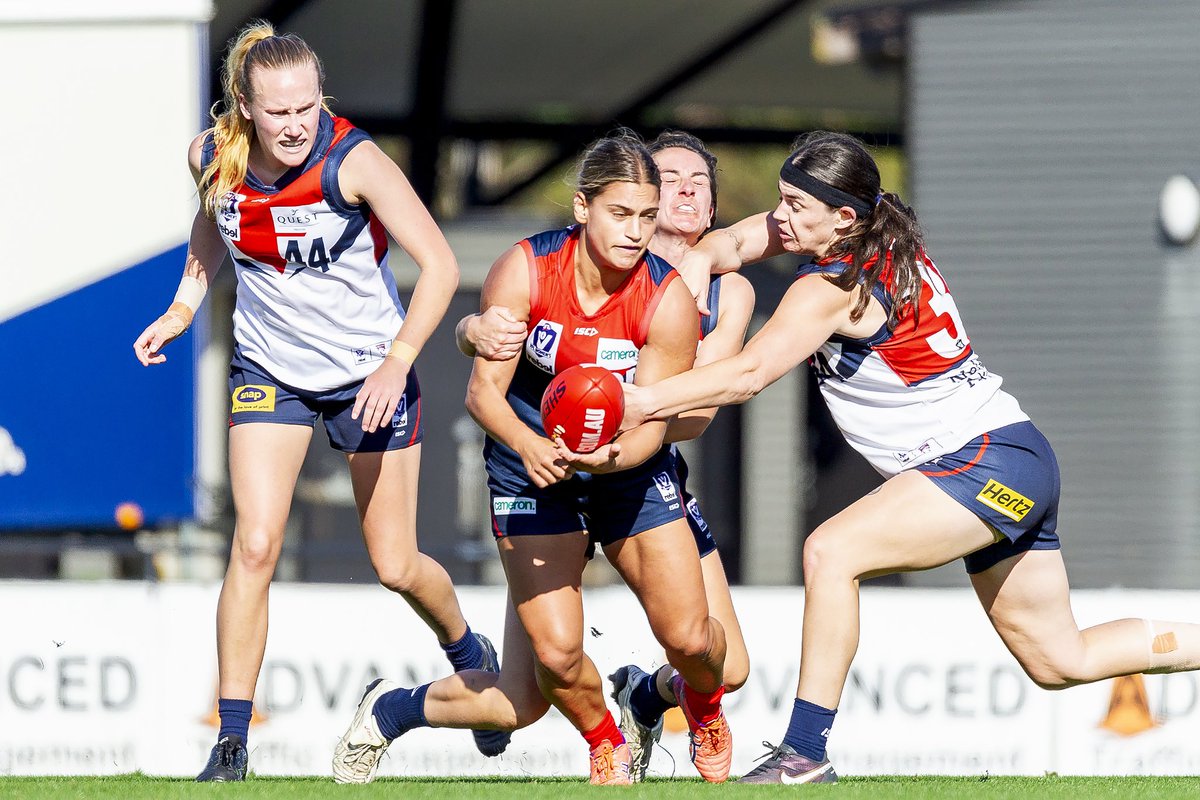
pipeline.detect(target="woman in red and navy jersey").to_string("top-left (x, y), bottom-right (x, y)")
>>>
top-left (333, 133), bottom-right (732, 786)
top-left (623, 131), bottom-right (1200, 784)
top-left (133, 22), bottom-right (503, 780)
top-left (459, 131), bottom-right (755, 781)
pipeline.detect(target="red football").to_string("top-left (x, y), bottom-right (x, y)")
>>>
top-left (540, 364), bottom-right (624, 454)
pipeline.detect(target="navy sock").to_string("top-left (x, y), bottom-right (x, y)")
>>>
top-left (217, 698), bottom-right (253, 744)
top-left (782, 698), bottom-right (837, 762)
top-left (441, 626), bottom-right (484, 672)
top-left (373, 684), bottom-right (431, 741)
top-left (629, 667), bottom-right (674, 729)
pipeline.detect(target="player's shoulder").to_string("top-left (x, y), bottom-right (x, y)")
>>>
top-left (188, 129), bottom-right (215, 175)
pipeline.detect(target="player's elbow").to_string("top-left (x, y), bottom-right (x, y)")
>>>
top-left (732, 359), bottom-right (770, 403)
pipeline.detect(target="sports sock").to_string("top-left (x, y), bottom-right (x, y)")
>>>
top-left (629, 666), bottom-right (675, 729)
top-left (217, 698), bottom-right (253, 744)
top-left (681, 683), bottom-right (725, 726)
top-left (441, 626), bottom-right (484, 672)
top-left (582, 711), bottom-right (625, 751)
top-left (372, 684), bottom-right (431, 741)
top-left (782, 698), bottom-right (837, 762)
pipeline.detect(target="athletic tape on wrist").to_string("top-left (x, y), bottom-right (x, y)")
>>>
top-left (172, 275), bottom-right (207, 312)
top-left (387, 340), bottom-right (419, 364)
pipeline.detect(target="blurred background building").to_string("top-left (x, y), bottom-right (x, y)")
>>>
top-left (2, 0), bottom-right (1198, 591)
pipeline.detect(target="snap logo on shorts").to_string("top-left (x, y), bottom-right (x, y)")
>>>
top-left (975, 478), bottom-right (1034, 521)
top-left (231, 385), bottom-right (276, 413)
top-left (493, 497), bottom-right (537, 516)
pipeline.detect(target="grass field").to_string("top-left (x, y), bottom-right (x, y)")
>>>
top-left (3, 775), bottom-right (1200, 799)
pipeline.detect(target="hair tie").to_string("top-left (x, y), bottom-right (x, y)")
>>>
top-left (874, 192), bottom-right (884, 205)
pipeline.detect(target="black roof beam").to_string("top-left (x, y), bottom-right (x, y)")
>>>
top-left (480, 0), bottom-right (812, 206)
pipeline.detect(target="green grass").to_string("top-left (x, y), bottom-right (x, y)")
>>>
top-left (2, 775), bottom-right (1200, 799)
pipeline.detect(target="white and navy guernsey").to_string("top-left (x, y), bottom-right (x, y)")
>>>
top-left (202, 111), bottom-right (406, 392)
top-left (802, 252), bottom-right (1028, 476)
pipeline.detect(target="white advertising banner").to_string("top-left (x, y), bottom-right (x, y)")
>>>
top-left (1, 581), bottom-right (1199, 777)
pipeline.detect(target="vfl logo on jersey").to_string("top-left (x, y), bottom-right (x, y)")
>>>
top-left (231, 385), bottom-right (276, 413)
top-left (653, 472), bottom-right (678, 503)
top-left (352, 341), bottom-right (391, 365)
top-left (272, 206), bottom-right (319, 237)
top-left (975, 479), bottom-right (1034, 522)
top-left (493, 497), bottom-right (537, 516)
top-left (685, 497), bottom-right (708, 531)
top-left (526, 320), bottom-right (563, 374)
top-left (595, 337), bottom-right (638, 380)
top-left (217, 191), bottom-right (246, 241)
top-left (391, 395), bottom-right (409, 434)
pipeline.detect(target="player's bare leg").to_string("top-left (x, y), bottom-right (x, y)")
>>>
top-left (219, 423), bottom-right (312, 698)
top-left (743, 471), bottom-right (995, 784)
top-left (349, 444), bottom-right (468, 643)
top-left (608, 519), bottom-right (731, 782)
top-left (972, 549), bottom-right (1200, 687)
top-left (203, 422), bottom-right (311, 781)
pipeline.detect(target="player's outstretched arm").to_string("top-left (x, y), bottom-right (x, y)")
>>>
top-left (678, 212), bottom-right (784, 313)
top-left (665, 272), bottom-right (755, 444)
top-left (624, 273), bottom-right (848, 426)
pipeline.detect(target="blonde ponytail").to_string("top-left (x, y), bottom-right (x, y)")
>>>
top-left (198, 21), bottom-right (325, 220)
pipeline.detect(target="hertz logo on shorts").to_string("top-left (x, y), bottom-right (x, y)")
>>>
top-left (975, 479), bottom-right (1034, 522)
top-left (231, 385), bottom-right (276, 413)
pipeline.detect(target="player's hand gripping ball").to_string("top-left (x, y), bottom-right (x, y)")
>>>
top-left (540, 365), bottom-right (624, 454)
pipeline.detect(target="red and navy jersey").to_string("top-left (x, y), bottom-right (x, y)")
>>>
top-left (502, 225), bottom-right (680, 438)
top-left (799, 252), bottom-right (1027, 476)
top-left (202, 111), bottom-right (404, 392)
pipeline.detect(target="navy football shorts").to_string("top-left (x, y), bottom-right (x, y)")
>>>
top-left (674, 449), bottom-right (718, 558)
top-left (917, 421), bottom-right (1061, 574)
top-left (487, 446), bottom-right (687, 547)
top-left (227, 352), bottom-right (422, 453)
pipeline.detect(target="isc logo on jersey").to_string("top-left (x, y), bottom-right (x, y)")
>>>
top-left (595, 338), bottom-right (638, 379)
top-left (217, 191), bottom-right (246, 241)
top-left (526, 320), bottom-right (563, 374)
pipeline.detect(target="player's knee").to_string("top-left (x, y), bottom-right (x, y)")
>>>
top-left (530, 640), bottom-right (585, 687)
top-left (802, 529), bottom-right (853, 583)
top-left (658, 617), bottom-right (713, 663)
top-left (1017, 654), bottom-right (1084, 690)
top-left (373, 559), bottom-right (420, 594)
top-left (231, 529), bottom-right (282, 573)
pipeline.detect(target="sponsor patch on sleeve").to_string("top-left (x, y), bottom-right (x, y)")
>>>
top-left (975, 478), bottom-right (1034, 521)
top-left (231, 385), bottom-right (276, 413)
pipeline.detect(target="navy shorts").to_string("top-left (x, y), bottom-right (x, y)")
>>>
top-left (675, 449), bottom-right (718, 558)
top-left (228, 354), bottom-right (422, 453)
top-left (488, 446), bottom-right (687, 547)
top-left (917, 421), bottom-right (1061, 574)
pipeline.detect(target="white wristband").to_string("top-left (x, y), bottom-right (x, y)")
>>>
top-left (172, 275), bottom-right (207, 312)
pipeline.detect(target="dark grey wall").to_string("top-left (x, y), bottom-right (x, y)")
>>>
top-left (908, 0), bottom-right (1200, 587)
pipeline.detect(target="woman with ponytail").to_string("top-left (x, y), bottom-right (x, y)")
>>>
top-left (623, 130), bottom-right (1200, 783)
top-left (133, 21), bottom-right (506, 781)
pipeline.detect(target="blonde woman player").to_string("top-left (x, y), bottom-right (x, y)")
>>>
top-left (458, 130), bottom-right (754, 781)
top-left (133, 22), bottom-right (505, 781)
